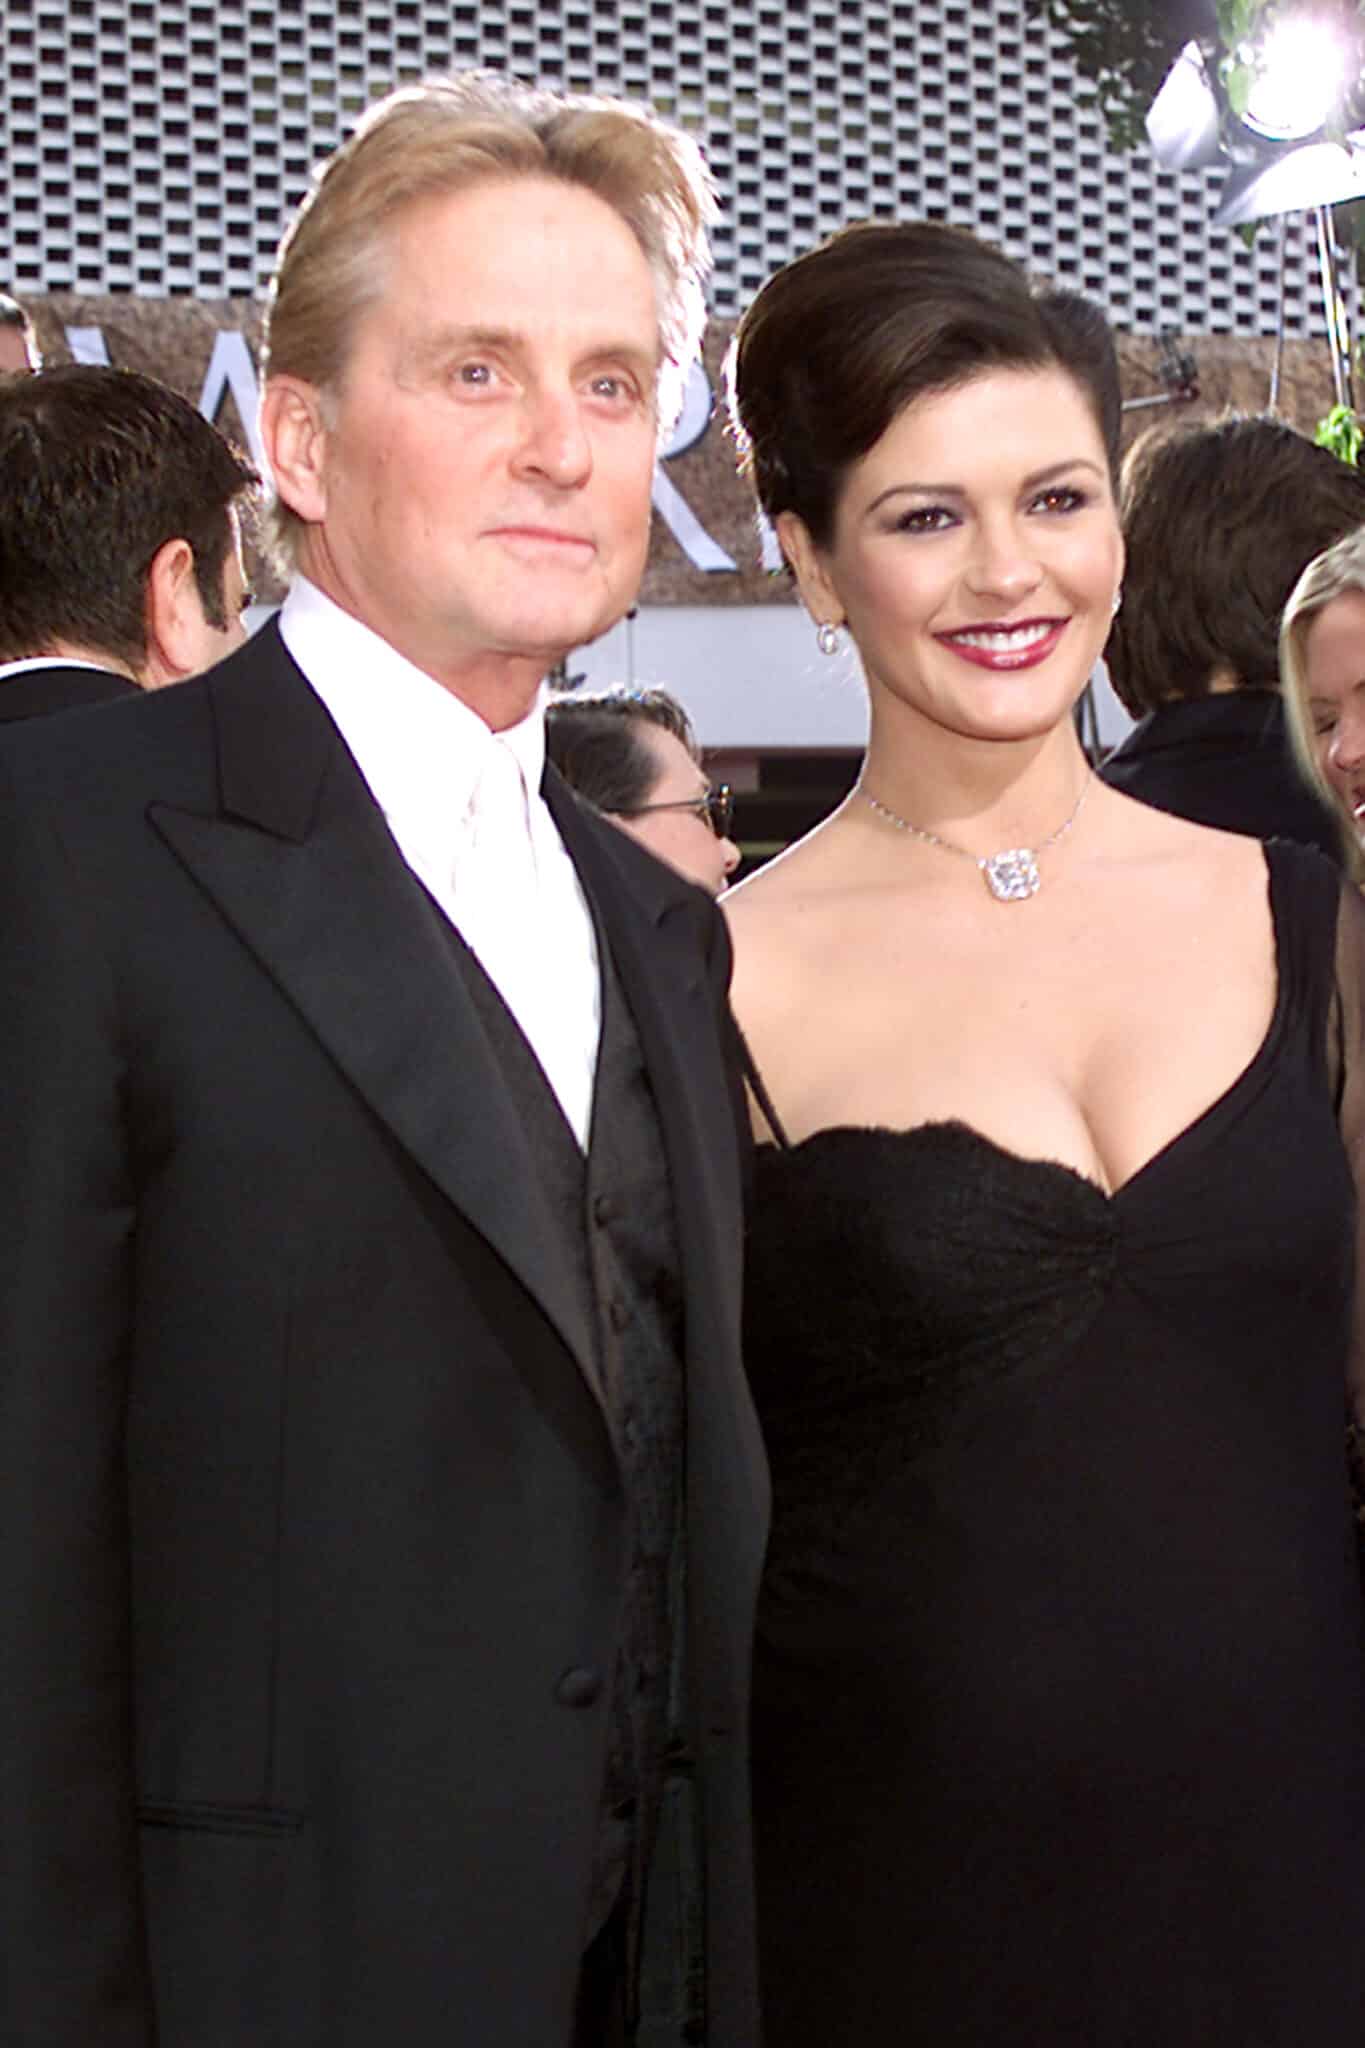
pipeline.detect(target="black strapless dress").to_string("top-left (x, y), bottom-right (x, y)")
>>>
top-left (744, 842), bottom-right (1365, 2044)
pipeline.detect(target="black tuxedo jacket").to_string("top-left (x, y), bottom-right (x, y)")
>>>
top-left (0, 623), bottom-right (769, 2048)
top-left (0, 658), bottom-right (138, 721)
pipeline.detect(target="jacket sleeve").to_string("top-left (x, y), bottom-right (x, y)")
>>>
top-left (0, 747), bottom-right (153, 2043)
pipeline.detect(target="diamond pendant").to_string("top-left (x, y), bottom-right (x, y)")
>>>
top-left (980, 848), bottom-right (1040, 901)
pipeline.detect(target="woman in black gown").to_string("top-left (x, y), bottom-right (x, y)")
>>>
top-left (724, 221), bottom-right (1365, 2044)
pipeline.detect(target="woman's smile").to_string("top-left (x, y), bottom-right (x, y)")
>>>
top-left (934, 617), bottom-right (1069, 669)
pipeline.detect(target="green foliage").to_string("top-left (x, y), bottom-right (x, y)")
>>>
top-left (1023, 0), bottom-right (1217, 151)
top-left (1314, 402), bottom-right (1365, 464)
top-left (1215, 0), bottom-right (1262, 48)
top-left (1216, 0), bottom-right (1264, 117)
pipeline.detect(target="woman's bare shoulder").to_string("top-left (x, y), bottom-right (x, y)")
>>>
top-left (722, 815), bottom-right (864, 1029)
top-left (1093, 783), bottom-right (1273, 897)
top-left (723, 813), bottom-right (865, 958)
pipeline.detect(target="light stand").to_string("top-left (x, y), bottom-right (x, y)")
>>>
top-left (1315, 204), bottom-right (1355, 409)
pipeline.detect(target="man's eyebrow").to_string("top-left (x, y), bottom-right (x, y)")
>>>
top-left (582, 335), bottom-right (661, 362)
top-left (402, 326), bottom-right (659, 375)
top-left (402, 324), bottom-right (521, 369)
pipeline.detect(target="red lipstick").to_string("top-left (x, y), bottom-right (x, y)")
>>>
top-left (935, 618), bottom-right (1067, 671)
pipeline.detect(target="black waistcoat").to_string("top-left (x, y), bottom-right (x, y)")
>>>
top-left (432, 906), bottom-right (686, 1971)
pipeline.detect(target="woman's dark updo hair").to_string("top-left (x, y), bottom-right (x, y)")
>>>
top-left (727, 219), bottom-right (1121, 550)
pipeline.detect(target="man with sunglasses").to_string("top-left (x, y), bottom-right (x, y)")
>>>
top-left (546, 684), bottom-right (741, 895)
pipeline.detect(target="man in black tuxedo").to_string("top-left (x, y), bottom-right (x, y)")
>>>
top-left (0, 364), bottom-right (256, 721)
top-left (0, 72), bottom-right (767, 2048)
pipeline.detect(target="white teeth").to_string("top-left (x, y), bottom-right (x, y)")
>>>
top-left (949, 623), bottom-right (1054, 651)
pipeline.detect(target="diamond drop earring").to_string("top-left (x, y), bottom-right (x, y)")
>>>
top-left (816, 620), bottom-right (843, 657)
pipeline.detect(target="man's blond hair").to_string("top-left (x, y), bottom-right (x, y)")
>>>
top-left (262, 70), bottom-right (715, 570)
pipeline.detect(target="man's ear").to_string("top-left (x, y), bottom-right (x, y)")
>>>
top-left (776, 510), bottom-right (843, 634)
top-left (141, 537), bottom-right (207, 688)
top-left (260, 375), bottom-right (330, 526)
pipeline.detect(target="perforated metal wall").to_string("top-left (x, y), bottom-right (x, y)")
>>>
top-left (0, 0), bottom-right (1338, 335)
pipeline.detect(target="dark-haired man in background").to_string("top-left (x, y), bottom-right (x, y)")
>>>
top-left (0, 363), bottom-right (257, 721)
top-left (1101, 412), bottom-right (1365, 856)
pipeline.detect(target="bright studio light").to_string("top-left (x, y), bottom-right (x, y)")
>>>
top-left (1241, 16), bottom-right (1346, 142)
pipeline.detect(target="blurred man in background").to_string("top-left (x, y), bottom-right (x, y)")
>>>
top-left (1102, 412), bottom-right (1365, 857)
top-left (547, 684), bottom-right (741, 894)
top-left (0, 364), bottom-right (256, 719)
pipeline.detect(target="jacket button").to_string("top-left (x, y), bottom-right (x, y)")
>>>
top-left (554, 1666), bottom-right (603, 1709)
top-left (608, 1298), bottom-right (630, 1332)
top-left (592, 1193), bottom-right (616, 1227)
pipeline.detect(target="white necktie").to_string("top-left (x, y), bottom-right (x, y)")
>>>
top-left (453, 738), bottom-right (599, 1146)
top-left (464, 736), bottom-right (538, 901)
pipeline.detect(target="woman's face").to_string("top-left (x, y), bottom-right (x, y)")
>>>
top-left (780, 365), bottom-right (1124, 748)
top-left (1303, 587), bottom-right (1365, 842)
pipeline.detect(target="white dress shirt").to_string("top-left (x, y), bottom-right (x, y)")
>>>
top-left (0, 656), bottom-right (123, 681)
top-left (279, 577), bottom-right (601, 1147)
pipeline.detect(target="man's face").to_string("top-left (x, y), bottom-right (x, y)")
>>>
top-left (0, 328), bottom-right (36, 376)
top-left (615, 724), bottom-right (741, 897)
top-left (285, 176), bottom-right (663, 706)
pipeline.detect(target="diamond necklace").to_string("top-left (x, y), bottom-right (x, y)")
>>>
top-left (859, 770), bottom-right (1093, 902)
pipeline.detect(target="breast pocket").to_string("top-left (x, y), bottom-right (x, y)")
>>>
top-left (138, 1801), bottom-right (308, 2048)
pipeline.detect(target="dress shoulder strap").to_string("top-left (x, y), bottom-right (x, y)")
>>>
top-left (732, 1018), bottom-right (792, 1150)
top-left (1264, 836), bottom-right (1342, 1057)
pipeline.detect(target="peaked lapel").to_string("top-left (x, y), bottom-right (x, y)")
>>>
top-left (147, 625), bottom-right (601, 1408)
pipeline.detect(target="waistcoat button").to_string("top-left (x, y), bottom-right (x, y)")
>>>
top-left (554, 1666), bottom-right (603, 1709)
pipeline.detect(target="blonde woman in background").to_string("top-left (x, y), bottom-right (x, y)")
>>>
top-left (1282, 524), bottom-right (1365, 883)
